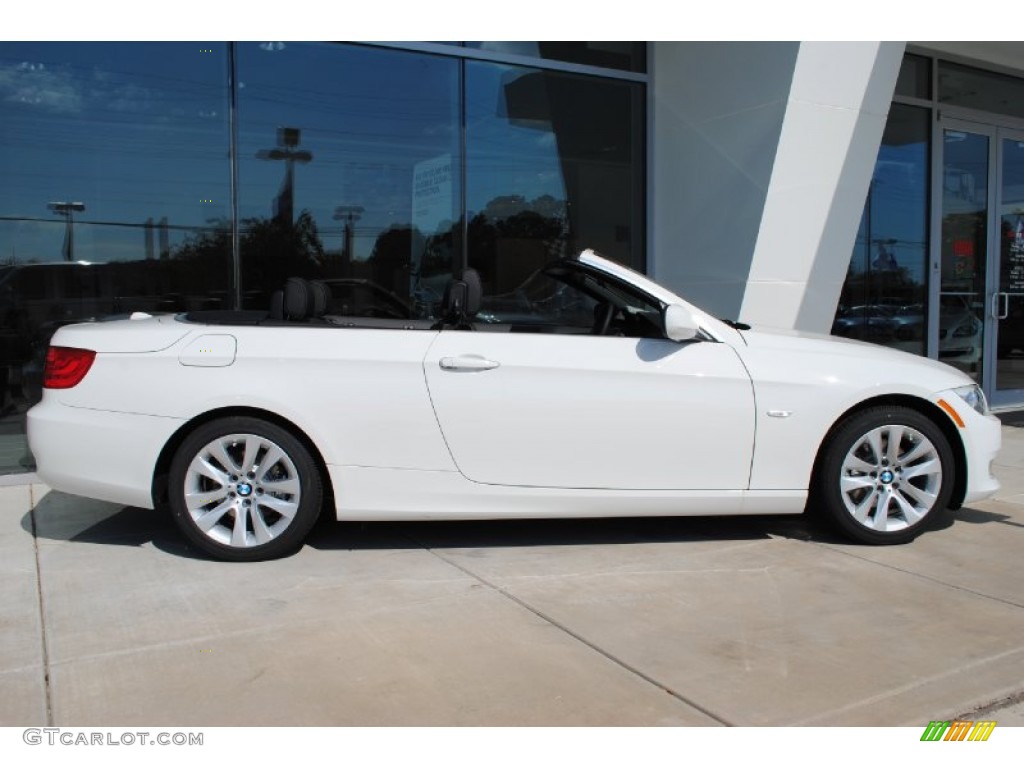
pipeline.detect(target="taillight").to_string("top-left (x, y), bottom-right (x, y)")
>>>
top-left (43, 346), bottom-right (96, 389)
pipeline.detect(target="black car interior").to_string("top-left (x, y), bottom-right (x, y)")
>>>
top-left (182, 259), bottom-right (666, 339)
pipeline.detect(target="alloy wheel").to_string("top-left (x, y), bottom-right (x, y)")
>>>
top-left (838, 424), bottom-right (942, 533)
top-left (183, 432), bottom-right (303, 549)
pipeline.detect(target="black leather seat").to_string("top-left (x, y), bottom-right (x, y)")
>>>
top-left (269, 278), bottom-right (330, 322)
top-left (592, 300), bottom-right (615, 335)
top-left (436, 268), bottom-right (482, 329)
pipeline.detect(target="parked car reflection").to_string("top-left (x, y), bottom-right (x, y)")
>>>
top-left (831, 304), bottom-right (898, 343)
top-left (832, 294), bottom-right (983, 366)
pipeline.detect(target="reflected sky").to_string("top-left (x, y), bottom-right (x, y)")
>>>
top-left (0, 42), bottom-right (229, 263)
top-left (235, 42), bottom-right (459, 261)
top-left (853, 104), bottom-right (929, 288)
top-left (0, 42), bottom-right (643, 274)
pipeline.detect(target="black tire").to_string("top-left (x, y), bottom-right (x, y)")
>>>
top-left (813, 406), bottom-right (955, 545)
top-left (167, 416), bottom-right (323, 561)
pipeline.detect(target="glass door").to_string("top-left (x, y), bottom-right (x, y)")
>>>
top-left (992, 130), bottom-right (1024, 407)
top-left (937, 123), bottom-right (990, 387)
top-left (938, 120), bottom-right (1024, 408)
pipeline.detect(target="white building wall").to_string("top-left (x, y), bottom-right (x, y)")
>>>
top-left (740, 42), bottom-right (905, 332)
top-left (650, 42), bottom-right (799, 319)
top-left (651, 42), bottom-right (904, 333)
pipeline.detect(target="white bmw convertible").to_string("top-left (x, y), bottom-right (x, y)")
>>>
top-left (28, 250), bottom-right (1001, 561)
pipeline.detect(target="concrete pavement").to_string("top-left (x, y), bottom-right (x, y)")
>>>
top-left (2, 424), bottom-right (1023, 726)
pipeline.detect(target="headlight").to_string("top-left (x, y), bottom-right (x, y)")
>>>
top-left (953, 384), bottom-right (988, 415)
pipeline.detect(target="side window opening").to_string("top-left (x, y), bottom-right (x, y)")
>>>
top-left (474, 261), bottom-right (665, 338)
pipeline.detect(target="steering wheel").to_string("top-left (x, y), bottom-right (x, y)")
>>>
top-left (592, 301), bottom-right (616, 336)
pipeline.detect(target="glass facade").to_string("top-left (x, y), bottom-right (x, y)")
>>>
top-left (465, 62), bottom-right (645, 293)
top-left (464, 42), bottom-right (647, 73)
top-left (939, 61), bottom-right (1024, 120)
top-left (996, 137), bottom-right (1024, 392)
top-left (940, 128), bottom-right (988, 381)
top-left (895, 53), bottom-right (931, 100)
top-left (0, 41), bottom-right (646, 473)
top-left (836, 50), bottom-right (1024, 407)
top-left (0, 42), bottom-right (232, 472)
top-left (234, 43), bottom-right (462, 315)
top-left (833, 103), bottom-right (930, 356)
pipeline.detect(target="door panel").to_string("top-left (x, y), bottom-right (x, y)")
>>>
top-left (423, 332), bottom-right (755, 490)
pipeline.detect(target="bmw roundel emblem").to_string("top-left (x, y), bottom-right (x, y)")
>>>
top-left (236, 482), bottom-right (253, 497)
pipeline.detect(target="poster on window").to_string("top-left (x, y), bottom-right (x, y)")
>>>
top-left (1005, 214), bottom-right (1024, 291)
top-left (412, 154), bottom-right (453, 241)
top-left (410, 154), bottom-right (454, 309)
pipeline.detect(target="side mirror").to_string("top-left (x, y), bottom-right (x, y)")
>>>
top-left (663, 304), bottom-right (700, 342)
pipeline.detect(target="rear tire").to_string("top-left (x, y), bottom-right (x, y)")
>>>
top-left (813, 406), bottom-right (954, 544)
top-left (168, 416), bottom-right (323, 561)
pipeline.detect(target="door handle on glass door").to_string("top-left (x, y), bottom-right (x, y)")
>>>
top-left (993, 292), bottom-right (1009, 320)
top-left (439, 355), bottom-right (501, 372)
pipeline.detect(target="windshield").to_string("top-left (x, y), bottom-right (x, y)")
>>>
top-left (476, 259), bottom-right (665, 338)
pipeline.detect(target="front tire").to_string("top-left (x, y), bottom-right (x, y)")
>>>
top-left (168, 416), bottom-right (323, 561)
top-left (814, 406), bottom-right (955, 544)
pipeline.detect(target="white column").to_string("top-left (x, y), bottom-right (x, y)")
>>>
top-left (651, 42), bottom-right (799, 319)
top-left (739, 42), bottom-right (904, 332)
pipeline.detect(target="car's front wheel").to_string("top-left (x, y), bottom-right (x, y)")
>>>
top-left (814, 406), bottom-right (955, 544)
top-left (168, 416), bottom-right (323, 561)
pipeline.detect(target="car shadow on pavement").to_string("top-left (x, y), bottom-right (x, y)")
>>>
top-left (22, 493), bottom-right (198, 558)
top-left (303, 502), bottom-right (993, 553)
top-left (953, 504), bottom-right (1024, 529)
top-left (23, 489), bottom-right (1009, 560)
top-left (24, 490), bottom-right (816, 559)
top-left (302, 512), bottom-right (836, 553)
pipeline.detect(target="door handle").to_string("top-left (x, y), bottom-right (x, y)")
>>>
top-left (993, 292), bottom-right (1010, 320)
top-left (439, 355), bottom-right (501, 372)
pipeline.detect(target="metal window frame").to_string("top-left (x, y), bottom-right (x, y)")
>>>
top-left (360, 41), bottom-right (649, 83)
top-left (894, 47), bottom-right (1024, 371)
top-left (238, 41), bottom-right (650, 277)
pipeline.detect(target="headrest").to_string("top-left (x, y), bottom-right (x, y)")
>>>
top-left (308, 280), bottom-right (330, 317)
top-left (269, 289), bottom-right (284, 320)
top-left (283, 277), bottom-right (310, 320)
top-left (460, 268), bottom-right (481, 318)
top-left (441, 278), bottom-right (467, 319)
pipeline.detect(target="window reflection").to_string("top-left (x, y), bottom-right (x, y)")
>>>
top-left (0, 42), bottom-right (230, 469)
top-left (997, 138), bottom-right (1024, 391)
top-left (833, 105), bottom-right (929, 356)
top-left (895, 54), bottom-right (931, 100)
top-left (465, 62), bottom-right (644, 300)
top-left (939, 61), bottom-right (1024, 120)
top-left (465, 42), bottom-right (646, 73)
top-left (940, 130), bottom-right (989, 382)
top-left (235, 43), bottom-right (460, 318)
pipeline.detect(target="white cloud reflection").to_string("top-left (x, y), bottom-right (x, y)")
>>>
top-left (0, 61), bottom-right (83, 113)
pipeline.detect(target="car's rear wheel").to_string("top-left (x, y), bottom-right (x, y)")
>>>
top-left (814, 406), bottom-right (954, 544)
top-left (168, 416), bottom-right (323, 561)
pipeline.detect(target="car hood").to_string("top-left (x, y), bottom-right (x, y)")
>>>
top-left (736, 325), bottom-right (973, 390)
top-left (50, 314), bottom-right (191, 353)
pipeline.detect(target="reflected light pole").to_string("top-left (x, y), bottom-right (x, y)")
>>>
top-left (48, 201), bottom-right (85, 262)
top-left (257, 127), bottom-right (312, 224)
top-left (334, 205), bottom-right (364, 265)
